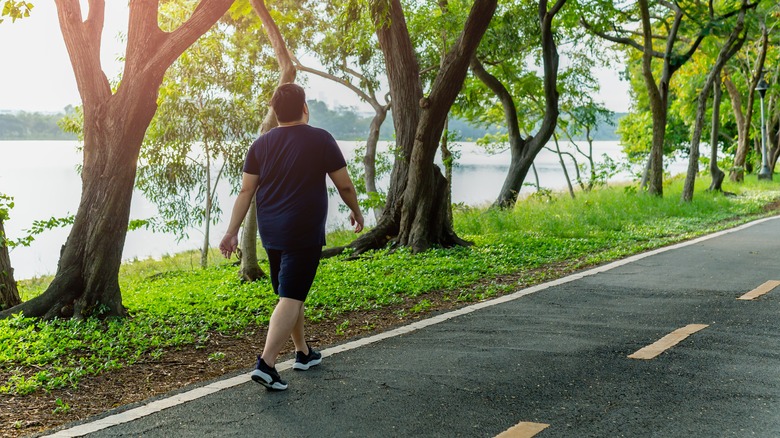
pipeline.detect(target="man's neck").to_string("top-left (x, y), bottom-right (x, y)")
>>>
top-left (277, 120), bottom-right (307, 127)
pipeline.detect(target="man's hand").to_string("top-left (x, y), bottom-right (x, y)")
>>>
top-left (219, 233), bottom-right (239, 258)
top-left (350, 211), bottom-right (364, 233)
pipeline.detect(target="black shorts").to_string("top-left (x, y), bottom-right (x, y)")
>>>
top-left (265, 246), bottom-right (322, 302)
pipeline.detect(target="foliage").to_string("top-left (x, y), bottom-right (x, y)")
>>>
top-left (617, 109), bottom-right (691, 163)
top-left (136, 7), bottom-right (275, 260)
top-left (0, 194), bottom-right (73, 249)
top-left (4, 177), bottom-right (780, 395)
top-left (343, 143), bottom-right (394, 213)
top-left (0, 110), bottom-right (77, 140)
top-left (0, 0), bottom-right (32, 24)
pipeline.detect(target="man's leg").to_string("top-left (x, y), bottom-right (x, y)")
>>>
top-left (261, 298), bottom-right (303, 367)
top-left (290, 304), bottom-right (308, 355)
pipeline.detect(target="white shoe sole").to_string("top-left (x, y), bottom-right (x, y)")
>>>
top-left (250, 369), bottom-right (288, 390)
top-left (293, 358), bottom-right (322, 370)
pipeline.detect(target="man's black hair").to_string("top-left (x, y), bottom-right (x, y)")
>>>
top-left (270, 83), bottom-right (306, 123)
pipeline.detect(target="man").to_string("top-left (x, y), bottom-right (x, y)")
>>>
top-left (219, 83), bottom-right (364, 391)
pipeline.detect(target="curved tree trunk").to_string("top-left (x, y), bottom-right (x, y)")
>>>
top-left (2, 98), bottom-right (158, 319)
top-left (240, 198), bottom-right (264, 281)
top-left (724, 73), bottom-right (748, 181)
top-left (237, 0), bottom-right (298, 281)
top-left (682, 9), bottom-right (747, 202)
top-left (730, 25), bottom-right (768, 182)
top-left (365, 107), bottom-right (389, 220)
top-left (0, 218), bottom-right (21, 311)
top-left (709, 73), bottom-right (726, 192)
top-left (585, 1), bottom-right (710, 197)
top-left (638, 0), bottom-right (671, 197)
top-left (472, 0), bottom-right (564, 209)
top-left (0, 0), bottom-right (233, 320)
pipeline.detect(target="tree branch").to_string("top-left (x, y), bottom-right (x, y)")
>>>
top-left (470, 56), bottom-right (522, 148)
top-left (251, 0), bottom-right (297, 133)
top-left (293, 58), bottom-right (380, 111)
top-left (580, 17), bottom-right (665, 58)
top-left (135, 0), bottom-right (233, 80)
top-left (53, 0), bottom-right (111, 105)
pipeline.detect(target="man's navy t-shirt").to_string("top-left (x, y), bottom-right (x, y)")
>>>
top-left (243, 125), bottom-right (346, 250)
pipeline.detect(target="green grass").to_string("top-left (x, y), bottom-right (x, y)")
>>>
top-left (2, 175), bottom-right (780, 396)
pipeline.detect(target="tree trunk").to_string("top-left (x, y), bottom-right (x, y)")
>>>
top-left (0, 218), bottom-right (21, 311)
top-left (724, 73), bottom-right (747, 181)
top-left (236, 0), bottom-right (298, 281)
top-left (729, 25), bottom-right (767, 182)
top-left (440, 118), bottom-right (454, 223)
top-left (553, 137), bottom-right (575, 199)
top-left (682, 10), bottom-right (746, 202)
top-left (365, 107), bottom-right (389, 220)
top-left (240, 198), bottom-right (264, 281)
top-left (767, 63), bottom-right (780, 172)
top-left (1, 101), bottom-right (153, 319)
top-left (201, 149), bottom-right (212, 268)
top-left (328, 0), bottom-right (495, 255)
top-left (708, 73), bottom-right (726, 192)
top-left (585, 0), bottom-right (707, 196)
top-left (0, 0), bottom-right (233, 320)
top-left (470, 0), bottom-right (564, 209)
top-left (637, 0), bottom-right (671, 197)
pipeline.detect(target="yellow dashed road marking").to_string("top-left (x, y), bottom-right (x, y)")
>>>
top-left (495, 422), bottom-right (550, 438)
top-left (738, 280), bottom-right (780, 300)
top-left (628, 324), bottom-right (709, 360)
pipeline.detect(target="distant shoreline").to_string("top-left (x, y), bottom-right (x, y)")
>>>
top-left (1, 101), bottom-right (626, 142)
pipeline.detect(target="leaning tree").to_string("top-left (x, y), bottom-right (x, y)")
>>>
top-left (0, 0), bottom-right (234, 320)
top-left (681, 1), bottom-right (753, 202)
top-left (581, 0), bottom-right (711, 196)
top-left (465, 0), bottom-right (568, 209)
top-left (323, 0), bottom-right (497, 256)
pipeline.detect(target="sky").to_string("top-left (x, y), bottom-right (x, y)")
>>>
top-left (0, 3), bottom-right (631, 115)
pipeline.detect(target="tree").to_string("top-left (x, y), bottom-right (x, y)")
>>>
top-left (232, 0), bottom-right (300, 282)
top-left (0, 196), bottom-right (21, 311)
top-left (582, 0), bottom-right (719, 196)
top-left (681, 2), bottom-right (752, 202)
top-left (463, 0), bottom-right (568, 208)
top-left (557, 102), bottom-right (617, 192)
top-left (324, 0), bottom-right (496, 255)
top-left (0, 0), bottom-right (234, 320)
top-left (724, 11), bottom-right (771, 181)
top-left (708, 72), bottom-right (727, 192)
top-left (293, 0), bottom-right (391, 220)
top-left (139, 5), bottom-right (275, 269)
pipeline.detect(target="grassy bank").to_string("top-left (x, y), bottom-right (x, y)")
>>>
top-left (2, 176), bottom-right (780, 396)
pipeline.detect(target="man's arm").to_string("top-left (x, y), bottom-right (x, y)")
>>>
top-left (328, 167), bottom-right (364, 233)
top-left (219, 172), bottom-right (260, 258)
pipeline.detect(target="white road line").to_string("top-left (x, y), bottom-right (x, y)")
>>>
top-left (495, 421), bottom-right (550, 437)
top-left (738, 280), bottom-right (780, 300)
top-left (628, 324), bottom-right (709, 360)
top-left (43, 216), bottom-right (780, 437)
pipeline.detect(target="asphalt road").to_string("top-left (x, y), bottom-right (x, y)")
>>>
top-left (44, 217), bottom-right (780, 437)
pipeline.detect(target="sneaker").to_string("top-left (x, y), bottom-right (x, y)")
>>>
top-left (293, 344), bottom-right (322, 371)
top-left (250, 357), bottom-right (288, 391)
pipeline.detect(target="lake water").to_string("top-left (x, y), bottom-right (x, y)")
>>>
top-left (0, 140), bottom-right (684, 279)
